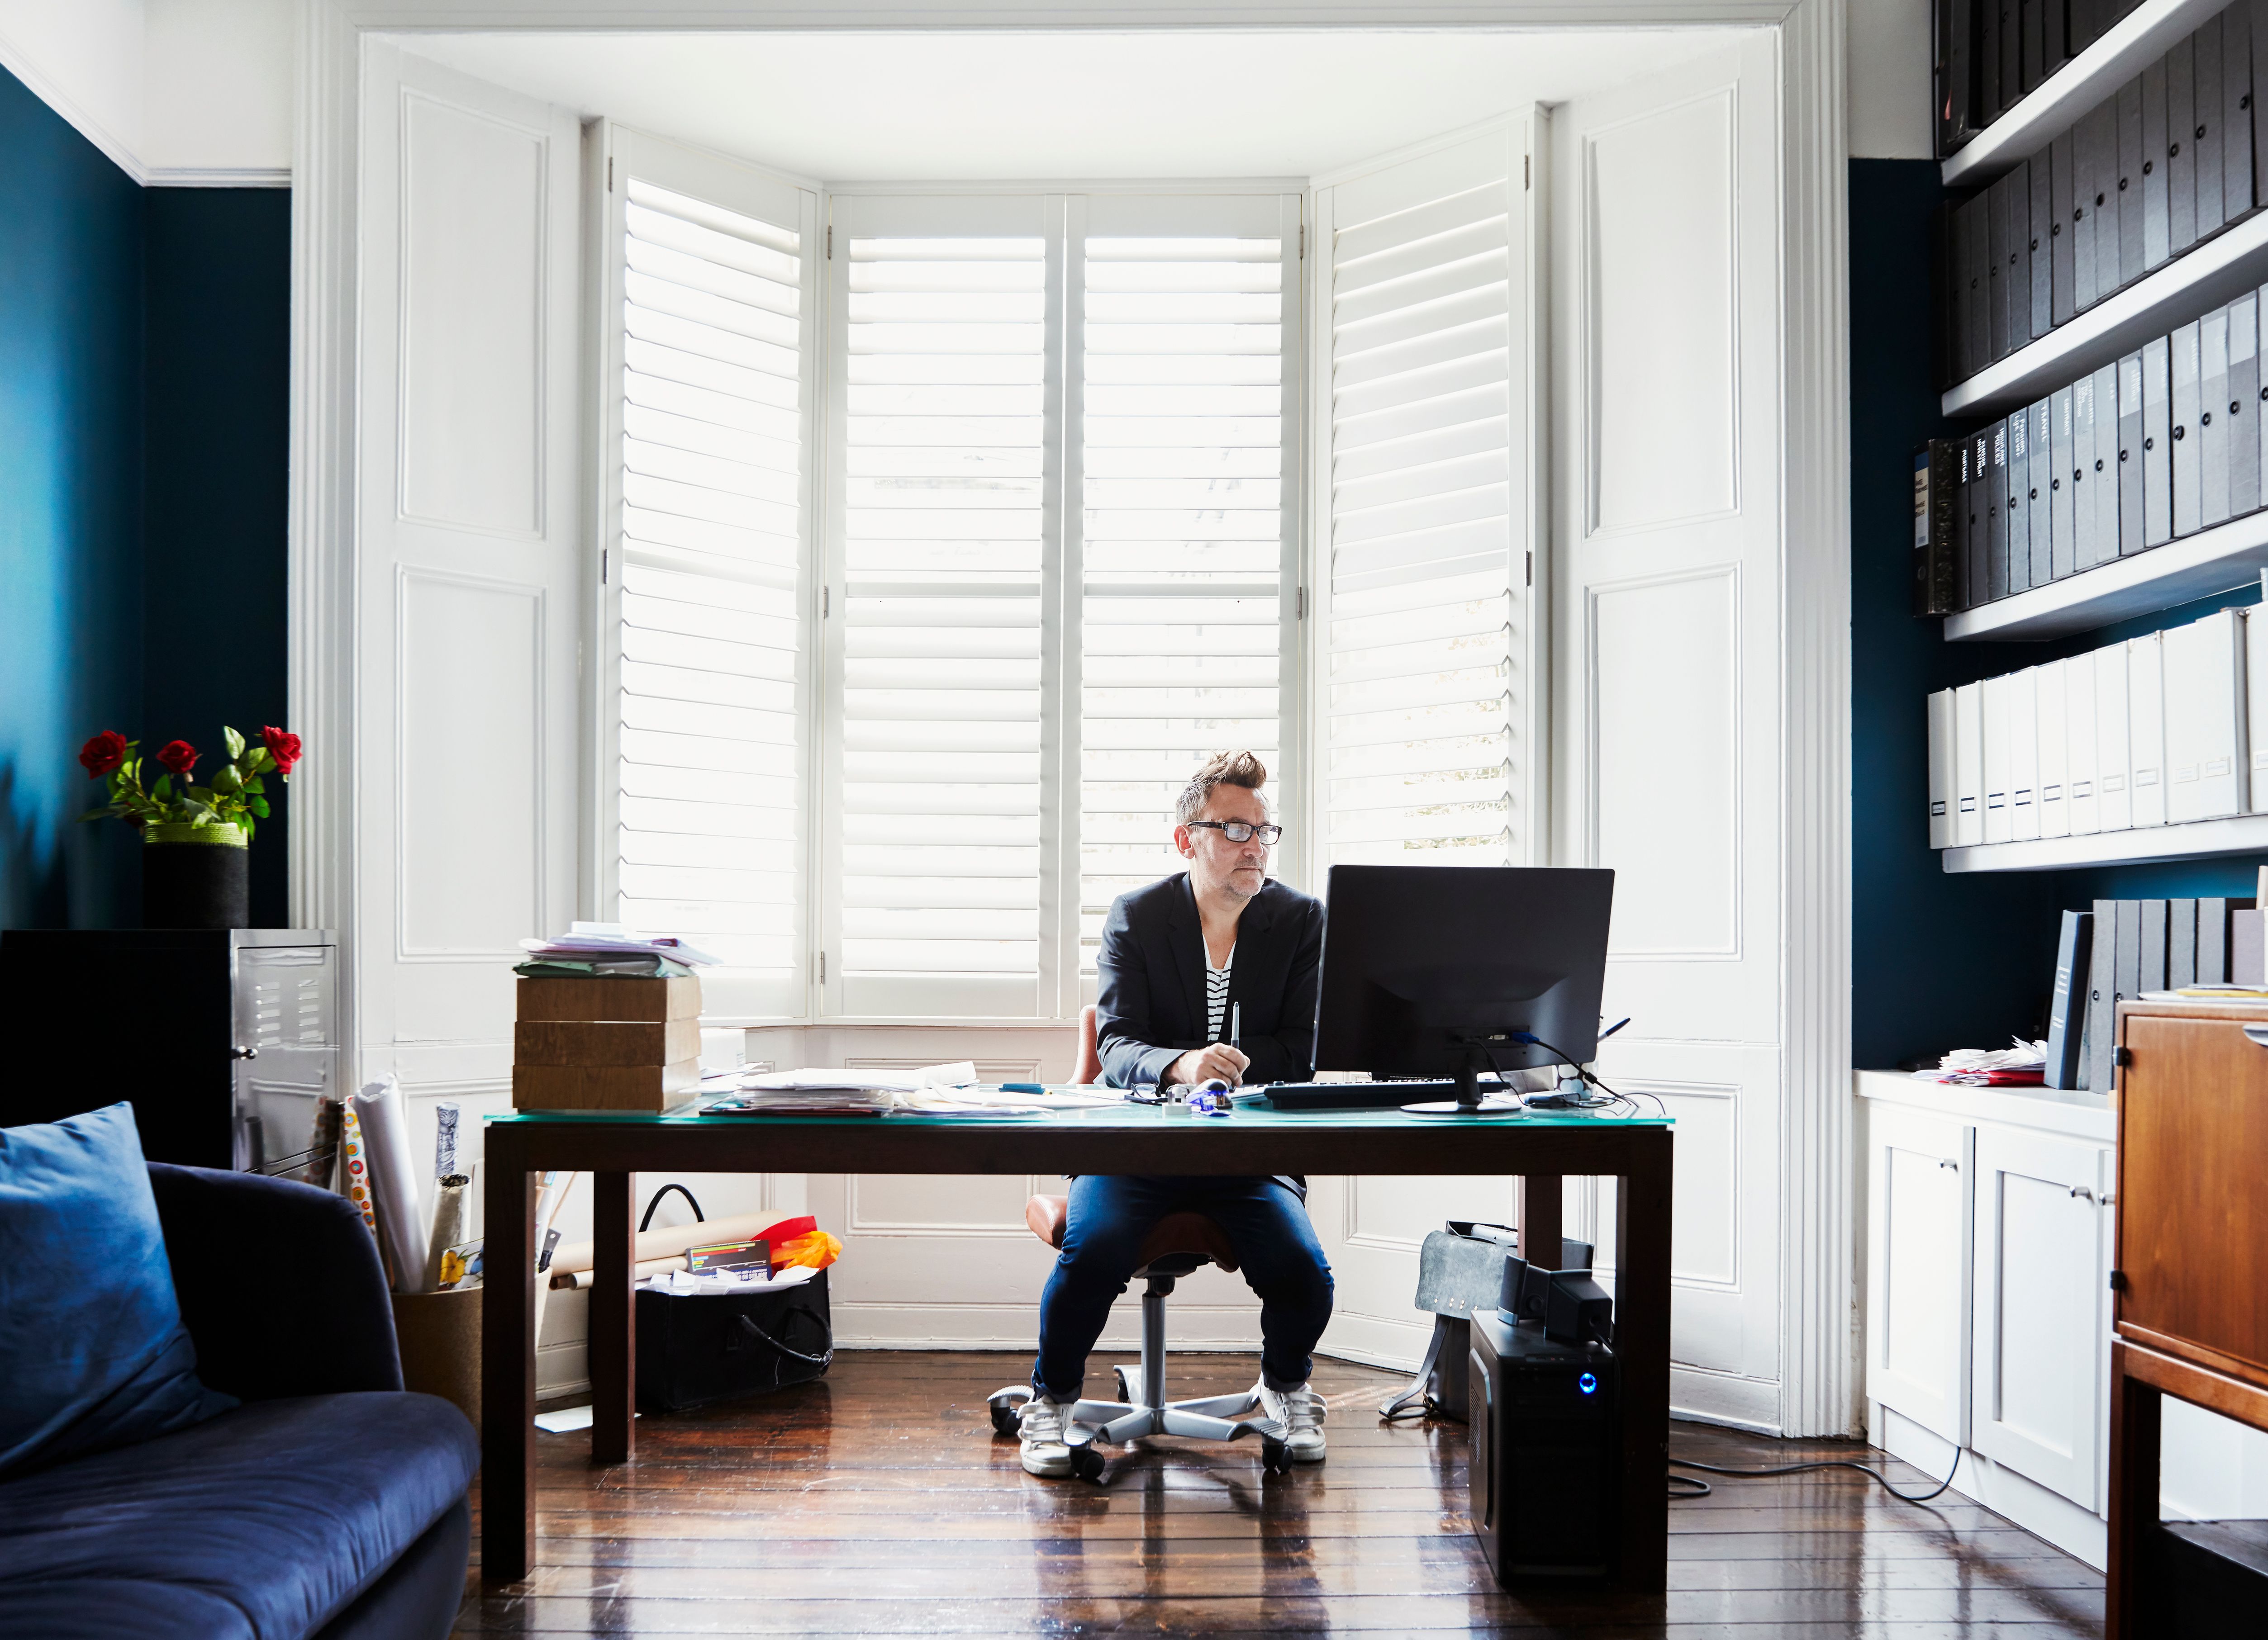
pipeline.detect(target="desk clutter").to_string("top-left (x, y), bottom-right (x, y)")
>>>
top-left (512, 923), bottom-right (716, 1113)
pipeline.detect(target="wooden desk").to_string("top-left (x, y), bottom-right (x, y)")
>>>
top-left (2107, 999), bottom-right (2268, 1638)
top-left (479, 1103), bottom-right (1673, 1589)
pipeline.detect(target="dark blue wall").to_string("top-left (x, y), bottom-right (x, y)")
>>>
top-left (0, 62), bottom-right (292, 933)
top-left (1850, 158), bottom-right (2268, 1068)
top-left (143, 189), bottom-right (294, 929)
top-left (0, 64), bottom-right (147, 931)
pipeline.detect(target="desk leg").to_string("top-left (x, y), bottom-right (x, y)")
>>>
top-left (480, 1128), bottom-right (535, 1583)
top-left (2106, 1341), bottom-right (2161, 1640)
top-left (1521, 1172), bottom-right (1562, 1266)
top-left (1615, 1131), bottom-right (1673, 1594)
top-left (590, 1170), bottom-right (637, 1465)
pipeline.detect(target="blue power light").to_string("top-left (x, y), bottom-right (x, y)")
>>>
top-left (1577, 1372), bottom-right (1599, 1395)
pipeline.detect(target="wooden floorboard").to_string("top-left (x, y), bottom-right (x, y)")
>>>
top-left (455, 1350), bottom-right (2103, 1638)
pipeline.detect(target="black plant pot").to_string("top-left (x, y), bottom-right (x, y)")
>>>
top-left (142, 825), bottom-right (251, 929)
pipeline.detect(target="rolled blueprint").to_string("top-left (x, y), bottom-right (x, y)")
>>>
top-left (352, 1075), bottom-right (431, 1293)
top-left (433, 1101), bottom-right (460, 1179)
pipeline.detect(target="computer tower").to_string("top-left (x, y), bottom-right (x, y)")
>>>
top-left (0, 929), bottom-right (339, 1175)
top-left (1468, 1308), bottom-right (1620, 1581)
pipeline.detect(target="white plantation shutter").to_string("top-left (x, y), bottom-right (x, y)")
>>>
top-left (1077, 198), bottom-right (1301, 977)
top-left (602, 136), bottom-right (819, 1020)
top-left (828, 196), bottom-right (1057, 1017)
top-left (1319, 135), bottom-right (1528, 868)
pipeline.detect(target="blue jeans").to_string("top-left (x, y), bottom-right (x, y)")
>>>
top-left (1031, 1174), bottom-right (1334, 1400)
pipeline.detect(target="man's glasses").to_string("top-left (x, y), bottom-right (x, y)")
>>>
top-left (1187, 820), bottom-right (1283, 845)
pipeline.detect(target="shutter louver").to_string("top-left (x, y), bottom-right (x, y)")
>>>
top-left (1080, 234), bottom-right (1287, 970)
top-left (1325, 166), bottom-right (1520, 867)
top-left (841, 234), bottom-right (1050, 1012)
top-left (614, 179), bottom-right (808, 980)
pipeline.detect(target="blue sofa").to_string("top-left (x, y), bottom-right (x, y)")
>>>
top-left (0, 1164), bottom-right (480, 1639)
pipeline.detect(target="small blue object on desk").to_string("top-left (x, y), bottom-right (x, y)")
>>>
top-left (998, 1083), bottom-right (1046, 1095)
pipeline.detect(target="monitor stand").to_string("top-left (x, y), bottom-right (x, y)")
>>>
top-left (1403, 1049), bottom-right (1525, 1117)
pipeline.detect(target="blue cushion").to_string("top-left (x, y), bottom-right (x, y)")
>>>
top-left (0, 1390), bottom-right (479, 1640)
top-left (0, 1104), bottom-right (235, 1473)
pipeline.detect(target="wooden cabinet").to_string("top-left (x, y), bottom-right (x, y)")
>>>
top-left (2108, 1000), bottom-right (2268, 1639)
top-left (1969, 1126), bottom-right (2109, 1508)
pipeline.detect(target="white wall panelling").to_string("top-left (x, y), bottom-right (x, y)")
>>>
top-left (352, 43), bottom-right (582, 1109)
top-left (1552, 28), bottom-right (1806, 1432)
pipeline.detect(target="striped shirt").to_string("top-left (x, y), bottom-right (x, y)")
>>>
top-left (1205, 947), bottom-right (1234, 1044)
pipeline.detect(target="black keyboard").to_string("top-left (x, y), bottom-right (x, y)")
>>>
top-left (1260, 1080), bottom-right (1466, 1110)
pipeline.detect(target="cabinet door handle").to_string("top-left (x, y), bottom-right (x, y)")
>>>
top-left (2069, 1185), bottom-right (2096, 1203)
top-left (229, 1045), bottom-right (260, 1061)
top-left (1939, 1158), bottom-right (1960, 1171)
top-left (2246, 1026), bottom-right (2268, 1050)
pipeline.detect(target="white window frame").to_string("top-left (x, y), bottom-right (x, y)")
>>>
top-left (587, 123), bottom-right (824, 1023)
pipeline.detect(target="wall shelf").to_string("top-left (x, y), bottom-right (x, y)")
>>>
top-left (1943, 206), bottom-right (2268, 419)
top-left (1940, 812), bottom-right (2268, 872)
top-left (1944, 512), bottom-right (2268, 639)
top-left (1941, 0), bottom-right (2234, 189)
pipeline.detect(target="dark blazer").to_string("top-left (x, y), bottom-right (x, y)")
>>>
top-left (1092, 874), bottom-right (1325, 1202)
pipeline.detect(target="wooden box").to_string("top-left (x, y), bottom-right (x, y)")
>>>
top-left (515, 974), bottom-right (701, 1024)
top-left (512, 1058), bottom-right (702, 1114)
top-left (514, 1017), bottom-right (702, 1067)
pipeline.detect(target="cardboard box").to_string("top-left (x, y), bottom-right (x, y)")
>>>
top-left (514, 1017), bottom-right (702, 1067)
top-left (515, 974), bottom-right (701, 1023)
top-left (512, 1057), bottom-right (702, 1114)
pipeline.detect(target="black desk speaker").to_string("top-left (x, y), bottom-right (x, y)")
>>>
top-left (1468, 1308), bottom-right (1619, 1582)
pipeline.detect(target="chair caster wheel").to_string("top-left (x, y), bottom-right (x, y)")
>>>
top-left (987, 1389), bottom-right (1028, 1438)
top-left (1070, 1445), bottom-right (1106, 1482)
top-left (1261, 1437), bottom-right (1292, 1474)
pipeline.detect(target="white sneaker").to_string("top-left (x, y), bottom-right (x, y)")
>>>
top-left (1259, 1380), bottom-right (1327, 1462)
top-left (1018, 1393), bottom-right (1074, 1478)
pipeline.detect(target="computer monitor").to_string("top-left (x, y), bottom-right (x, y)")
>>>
top-left (1312, 865), bottom-right (1616, 1114)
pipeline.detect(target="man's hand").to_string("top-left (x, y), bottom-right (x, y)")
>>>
top-left (1168, 1044), bottom-right (1250, 1087)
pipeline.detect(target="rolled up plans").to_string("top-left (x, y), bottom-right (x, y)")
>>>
top-left (433, 1101), bottom-right (460, 1179)
top-left (422, 1173), bottom-right (471, 1292)
top-left (352, 1075), bottom-right (432, 1293)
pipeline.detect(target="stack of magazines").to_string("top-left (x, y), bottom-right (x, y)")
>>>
top-left (514, 921), bottom-right (720, 980)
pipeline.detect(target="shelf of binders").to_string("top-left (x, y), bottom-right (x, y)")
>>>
top-left (1929, 603), bottom-right (2268, 872)
top-left (1946, 200), bottom-right (2268, 417)
top-left (1943, 0), bottom-right (2232, 188)
top-left (1944, 503), bottom-right (2268, 636)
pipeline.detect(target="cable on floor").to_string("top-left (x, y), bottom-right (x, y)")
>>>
top-left (1666, 1444), bottom-right (1962, 1505)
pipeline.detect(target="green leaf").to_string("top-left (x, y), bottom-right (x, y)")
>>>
top-left (223, 725), bottom-right (246, 760)
top-left (243, 776), bottom-right (265, 794)
top-left (152, 773), bottom-right (172, 802)
top-left (211, 764), bottom-right (242, 795)
top-left (249, 796), bottom-right (271, 819)
top-left (238, 815), bottom-right (255, 844)
top-left (187, 786), bottom-right (215, 805)
top-left (243, 747), bottom-right (271, 773)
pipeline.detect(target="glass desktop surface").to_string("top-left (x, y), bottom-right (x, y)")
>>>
top-left (487, 1100), bottom-right (1673, 1132)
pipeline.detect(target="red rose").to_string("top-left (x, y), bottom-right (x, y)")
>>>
top-left (157, 740), bottom-right (198, 777)
top-left (261, 726), bottom-right (303, 777)
top-left (78, 730), bottom-right (128, 779)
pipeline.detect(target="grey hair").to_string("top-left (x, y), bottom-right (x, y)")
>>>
top-left (1175, 750), bottom-right (1268, 825)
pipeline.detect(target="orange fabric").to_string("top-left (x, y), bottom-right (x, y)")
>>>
top-left (771, 1230), bottom-right (840, 1272)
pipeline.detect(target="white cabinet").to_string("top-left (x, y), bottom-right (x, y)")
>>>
top-left (1866, 1103), bottom-right (1973, 1444)
top-left (1859, 1072), bottom-right (2116, 1567)
top-left (1968, 1127), bottom-right (2109, 1509)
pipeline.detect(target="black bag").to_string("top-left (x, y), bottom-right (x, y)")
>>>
top-left (1379, 1220), bottom-right (1593, 1422)
top-left (628, 1185), bottom-right (835, 1413)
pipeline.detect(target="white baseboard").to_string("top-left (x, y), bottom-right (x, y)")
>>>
top-left (1874, 1403), bottom-right (2108, 1569)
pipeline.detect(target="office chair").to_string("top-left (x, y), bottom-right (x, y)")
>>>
top-left (984, 1007), bottom-right (1297, 1478)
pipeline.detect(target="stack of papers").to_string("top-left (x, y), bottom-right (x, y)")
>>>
top-left (702, 1063), bottom-right (1124, 1119)
top-left (1915, 1038), bottom-right (2047, 1086)
top-left (516, 920), bottom-right (720, 978)
top-left (642, 1262), bottom-right (819, 1296)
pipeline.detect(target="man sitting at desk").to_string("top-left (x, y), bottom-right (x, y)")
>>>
top-left (1018, 750), bottom-right (1334, 1477)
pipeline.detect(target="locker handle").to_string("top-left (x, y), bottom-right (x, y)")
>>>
top-left (2068, 1185), bottom-right (2096, 1203)
top-left (229, 1045), bottom-right (259, 1061)
top-left (1938, 1158), bottom-right (1959, 1171)
top-left (2244, 1026), bottom-right (2268, 1050)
